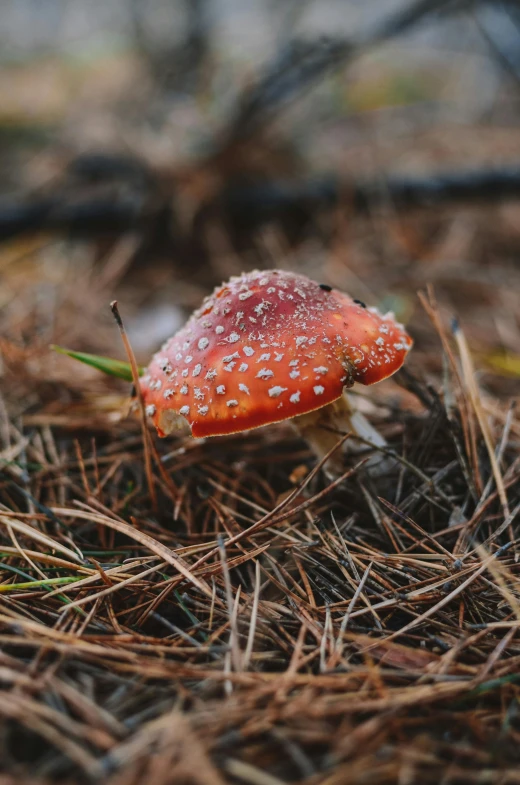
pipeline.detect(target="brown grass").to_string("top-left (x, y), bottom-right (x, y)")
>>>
top-left (0, 200), bottom-right (519, 784)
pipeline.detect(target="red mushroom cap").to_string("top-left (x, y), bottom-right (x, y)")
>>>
top-left (141, 270), bottom-right (412, 438)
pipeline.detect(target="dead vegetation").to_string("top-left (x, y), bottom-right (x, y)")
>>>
top-left (1, 221), bottom-right (519, 783)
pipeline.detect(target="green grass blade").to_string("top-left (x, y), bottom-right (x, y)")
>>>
top-left (453, 673), bottom-right (520, 706)
top-left (0, 576), bottom-right (82, 592)
top-left (52, 345), bottom-right (144, 382)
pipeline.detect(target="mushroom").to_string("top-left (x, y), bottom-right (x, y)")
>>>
top-left (141, 270), bottom-right (412, 475)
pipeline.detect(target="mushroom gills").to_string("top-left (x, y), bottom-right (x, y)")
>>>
top-left (292, 390), bottom-right (392, 478)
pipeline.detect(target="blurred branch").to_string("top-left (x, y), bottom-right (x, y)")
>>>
top-left (0, 197), bottom-right (145, 241)
top-left (68, 154), bottom-right (154, 185)
top-left (221, 167), bottom-right (520, 218)
top-left (129, 0), bottom-right (210, 89)
top-left (2, 165), bottom-right (520, 243)
top-left (472, 5), bottom-right (520, 87)
top-left (219, 0), bottom-right (471, 146)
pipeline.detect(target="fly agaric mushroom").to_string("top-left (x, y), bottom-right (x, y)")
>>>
top-left (140, 270), bottom-right (412, 474)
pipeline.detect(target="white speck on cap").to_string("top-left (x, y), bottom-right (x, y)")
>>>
top-left (243, 346), bottom-right (254, 357)
top-left (227, 399), bottom-right (238, 407)
top-left (182, 369), bottom-right (189, 377)
top-left (194, 387), bottom-right (204, 400)
top-left (179, 405), bottom-right (190, 416)
top-left (238, 290), bottom-right (253, 300)
top-left (313, 366), bottom-right (328, 374)
top-left (257, 368), bottom-right (274, 380)
top-left (289, 359), bottom-right (299, 366)
top-left (192, 363), bottom-right (202, 376)
top-left (290, 391), bottom-right (301, 403)
top-left (145, 404), bottom-right (156, 417)
top-left (376, 337), bottom-right (385, 347)
top-left (379, 324), bottom-right (389, 334)
top-left (185, 355), bottom-right (193, 363)
top-left (289, 370), bottom-right (300, 379)
top-left (313, 385), bottom-right (325, 395)
top-left (274, 352), bottom-right (284, 362)
top-left (205, 369), bottom-right (217, 380)
top-left (223, 352), bottom-right (240, 363)
top-left (254, 301), bottom-right (270, 315)
top-left (295, 336), bottom-right (307, 347)
top-left (216, 385), bottom-right (226, 394)
top-left (180, 384), bottom-right (188, 395)
top-left (198, 337), bottom-right (209, 350)
top-left (226, 332), bottom-right (240, 343)
top-left (198, 405), bottom-right (209, 415)
top-left (239, 383), bottom-right (250, 394)
top-left (164, 389), bottom-right (173, 399)
top-left (258, 353), bottom-right (271, 362)
top-left (223, 362), bottom-right (236, 372)
top-left (268, 386), bottom-right (287, 398)
top-left (239, 363), bottom-right (248, 372)
top-left (215, 325), bottom-right (224, 334)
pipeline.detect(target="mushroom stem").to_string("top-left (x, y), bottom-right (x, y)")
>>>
top-left (292, 390), bottom-right (390, 478)
top-left (157, 409), bottom-right (192, 437)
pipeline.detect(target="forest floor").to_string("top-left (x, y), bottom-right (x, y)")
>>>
top-left (1, 10), bottom-right (520, 782)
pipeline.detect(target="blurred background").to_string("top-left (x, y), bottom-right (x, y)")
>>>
top-left (1, 0), bottom-right (520, 416)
